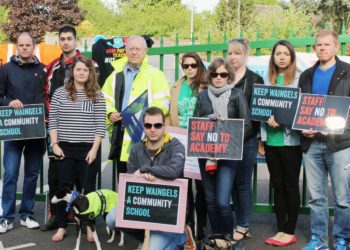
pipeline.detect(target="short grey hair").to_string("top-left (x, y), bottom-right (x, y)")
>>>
top-left (126, 35), bottom-right (148, 50)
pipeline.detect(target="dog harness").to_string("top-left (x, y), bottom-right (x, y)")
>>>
top-left (80, 189), bottom-right (118, 219)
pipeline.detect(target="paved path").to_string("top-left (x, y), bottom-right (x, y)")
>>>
top-left (0, 200), bottom-right (336, 250)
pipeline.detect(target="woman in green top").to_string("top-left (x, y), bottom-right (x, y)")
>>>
top-left (169, 52), bottom-right (208, 246)
top-left (259, 40), bottom-right (302, 247)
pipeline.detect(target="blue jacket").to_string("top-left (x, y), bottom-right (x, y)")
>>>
top-left (0, 56), bottom-right (46, 111)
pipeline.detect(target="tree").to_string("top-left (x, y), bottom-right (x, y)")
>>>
top-left (0, 0), bottom-right (85, 43)
top-left (284, 0), bottom-right (350, 33)
top-left (317, 0), bottom-right (350, 33)
top-left (214, 0), bottom-right (255, 37)
top-left (245, 5), bottom-right (314, 43)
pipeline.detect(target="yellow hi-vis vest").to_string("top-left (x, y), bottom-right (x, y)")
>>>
top-left (102, 55), bottom-right (170, 162)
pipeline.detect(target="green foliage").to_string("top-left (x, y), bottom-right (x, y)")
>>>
top-left (245, 5), bottom-right (314, 40)
top-left (253, 0), bottom-right (278, 4)
top-left (78, 0), bottom-right (120, 37)
top-left (317, 0), bottom-right (350, 33)
top-left (0, 5), bottom-right (7, 42)
top-left (214, 0), bottom-right (255, 36)
top-left (115, 1), bottom-right (190, 37)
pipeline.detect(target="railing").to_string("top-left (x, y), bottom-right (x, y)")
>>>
top-left (4, 30), bottom-right (345, 214)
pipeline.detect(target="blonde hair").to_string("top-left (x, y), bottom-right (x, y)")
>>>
top-left (316, 30), bottom-right (338, 44)
top-left (228, 38), bottom-right (249, 55)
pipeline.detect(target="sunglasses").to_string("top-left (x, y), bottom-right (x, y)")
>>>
top-left (210, 72), bottom-right (229, 78)
top-left (143, 123), bottom-right (164, 129)
top-left (182, 63), bottom-right (198, 69)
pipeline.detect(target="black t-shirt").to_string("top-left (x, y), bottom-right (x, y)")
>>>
top-left (92, 37), bottom-right (127, 87)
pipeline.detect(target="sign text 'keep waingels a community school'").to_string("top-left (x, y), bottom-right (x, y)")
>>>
top-left (250, 84), bottom-right (300, 126)
top-left (187, 117), bottom-right (244, 160)
top-left (0, 104), bottom-right (45, 140)
top-left (116, 174), bottom-right (188, 233)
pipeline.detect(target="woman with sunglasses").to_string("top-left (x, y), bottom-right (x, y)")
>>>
top-left (227, 38), bottom-right (264, 242)
top-left (48, 56), bottom-right (106, 242)
top-left (260, 40), bottom-right (302, 247)
top-left (193, 57), bottom-right (252, 248)
top-left (169, 52), bottom-right (208, 246)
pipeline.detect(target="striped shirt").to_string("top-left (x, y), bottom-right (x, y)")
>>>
top-left (49, 86), bottom-right (106, 143)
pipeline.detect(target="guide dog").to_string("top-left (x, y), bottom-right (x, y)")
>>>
top-left (51, 185), bottom-right (124, 250)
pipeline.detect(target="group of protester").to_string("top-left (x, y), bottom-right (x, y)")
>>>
top-left (0, 25), bottom-right (349, 250)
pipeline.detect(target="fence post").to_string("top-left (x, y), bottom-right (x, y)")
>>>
top-left (207, 32), bottom-right (211, 62)
top-left (306, 27), bottom-right (312, 53)
top-left (175, 33), bottom-right (180, 81)
top-left (160, 36), bottom-right (164, 72)
top-left (223, 31), bottom-right (227, 58)
top-left (255, 28), bottom-right (261, 56)
top-left (341, 21), bottom-right (346, 55)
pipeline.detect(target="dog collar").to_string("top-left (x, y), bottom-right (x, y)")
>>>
top-left (66, 191), bottom-right (80, 212)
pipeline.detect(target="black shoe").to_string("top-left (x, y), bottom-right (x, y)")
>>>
top-left (40, 216), bottom-right (58, 231)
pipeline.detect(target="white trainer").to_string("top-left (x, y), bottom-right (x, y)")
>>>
top-left (20, 217), bottom-right (40, 229)
top-left (0, 220), bottom-right (13, 233)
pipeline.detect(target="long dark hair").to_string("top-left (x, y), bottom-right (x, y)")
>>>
top-left (181, 52), bottom-right (207, 93)
top-left (268, 40), bottom-right (296, 85)
top-left (65, 56), bottom-right (100, 101)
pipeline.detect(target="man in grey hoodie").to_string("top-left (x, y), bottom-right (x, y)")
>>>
top-left (106, 107), bottom-right (187, 249)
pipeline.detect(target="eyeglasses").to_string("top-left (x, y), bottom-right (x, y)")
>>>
top-left (182, 63), bottom-right (198, 69)
top-left (210, 72), bottom-right (229, 78)
top-left (143, 123), bottom-right (164, 129)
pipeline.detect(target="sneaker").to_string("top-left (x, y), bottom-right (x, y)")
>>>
top-left (0, 220), bottom-right (13, 233)
top-left (335, 238), bottom-right (349, 250)
top-left (302, 235), bottom-right (329, 250)
top-left (184, 225), bottom-right (196, 250)
top-left (20, 217), bottom-right (40, 229)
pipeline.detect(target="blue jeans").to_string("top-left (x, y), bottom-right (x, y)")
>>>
top-left (303, 140), bottom-right (350, 244)
top-left (0, 139), bottom-right (45, 223)
top-left (199, 158), bottom-right (238, 236)
top-left (106, 207), bottom-right (186, 249)
top-left (232, 136), bottom-right (257, 228)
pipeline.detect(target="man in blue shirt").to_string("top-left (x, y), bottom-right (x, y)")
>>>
top-left (299, 30), bottom-right (350, 250)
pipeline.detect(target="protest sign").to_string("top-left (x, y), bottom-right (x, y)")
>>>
top-left (116, 174), bottom-right (188, 233)
top-left (251, 84), bottom-right (300, 125)
top-left (187, 118), bottom-right (244, 160)
top-left (292, 93), bottom-right (350, 134)
top-left (121, 90), bottom-right (148, 143)
top-left (167, 126), bottom-right (201, 180)
top-left (0, 104), bottom-right (45, 141)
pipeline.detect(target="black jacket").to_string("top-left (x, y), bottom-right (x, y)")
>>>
top-left (235, 68), bottom-right (264, 136)
top-left (298, 56), bottom-right (350, 152)
top-left (0, 56), bottom-right (46, 111)
top-left (193, 88), bottom-right (253, 141)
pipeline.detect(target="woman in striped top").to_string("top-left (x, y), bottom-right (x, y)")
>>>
top-left (48, 56), bottom-right (106, 242)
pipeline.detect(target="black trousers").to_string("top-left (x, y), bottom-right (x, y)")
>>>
top-left (265, 145), bottom-right (302, 234)
top-left (55, 142), bottom-right (100, 228)
top-left (186, 179), bottom-right (207, 240)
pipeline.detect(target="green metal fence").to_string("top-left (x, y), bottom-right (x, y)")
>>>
top-left (3, 30), bottom-right (346, 214)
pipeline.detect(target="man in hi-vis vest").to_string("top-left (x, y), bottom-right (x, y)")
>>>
top-left (102, 35), bottom-right (170, 180)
